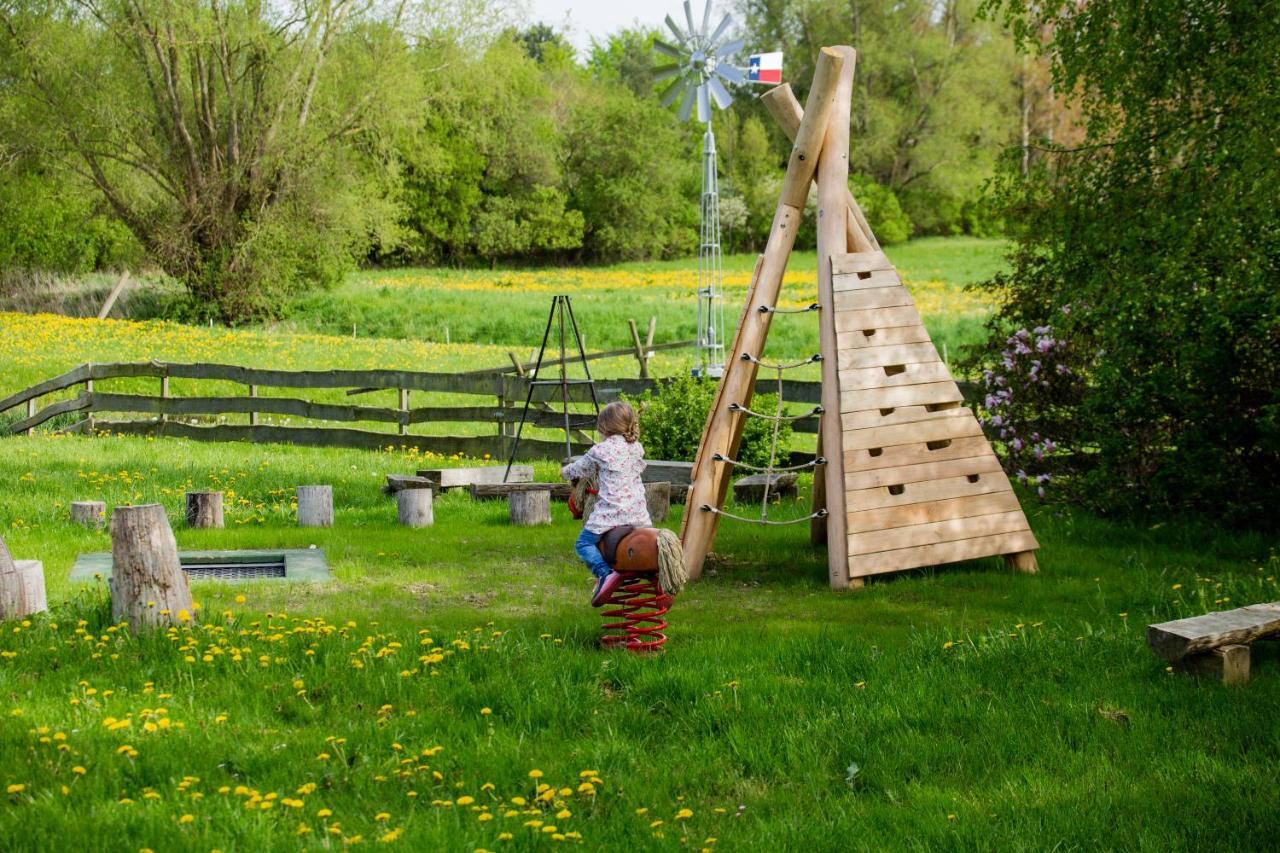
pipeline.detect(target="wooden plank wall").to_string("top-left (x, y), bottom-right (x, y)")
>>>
top-left (832, 251), bottom-right (1038, 580)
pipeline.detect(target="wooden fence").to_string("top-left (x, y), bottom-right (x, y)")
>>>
top-left (0, 360), bottom-right (919, 460)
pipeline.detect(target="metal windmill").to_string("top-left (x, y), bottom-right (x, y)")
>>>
top-left (654, 1), bottom-right (744, 379)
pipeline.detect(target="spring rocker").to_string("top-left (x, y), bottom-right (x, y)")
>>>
top-left (571, 481), bottom-right (685, 652)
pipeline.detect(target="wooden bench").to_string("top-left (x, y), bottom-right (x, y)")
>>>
top-left (1147, 602), bottom-right (1280, 685)
top-left (416, 465), bottom-right (533, 491)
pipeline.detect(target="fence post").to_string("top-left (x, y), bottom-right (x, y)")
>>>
top-left (25, 399), bottom-right (35, 436)
top-left (248, 384), bottom-right (258, 426)
top-left (399, 388), bottom-right (409, 437)
top-left (629, 319), bottom-right (649, 379)
top-left (84, 362), bottom-right (94, 434)
top-left (159, 374), bottom-right (169, 424)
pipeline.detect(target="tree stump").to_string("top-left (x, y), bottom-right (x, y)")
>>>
top-left (70, 500), bottom-right (106, 528)
top-left (509, 489), bottom-right (551, 526)
top-left (185, 491), bottom-right (224, 528)
top-left (645, 482), bottom-right (671, 523)
top-left (109, 504), bottom-right (193, 631)
top-left (0, 536), bottom-right (46, 619)
top-left (397, 487), bottom-right (434, 527)
top-left (296, 485), bottom-right (334, 527)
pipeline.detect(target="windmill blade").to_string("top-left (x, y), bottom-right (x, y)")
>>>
top-left (683, 1), bottom-right (696, 38)
top-left (696, 83), bottom-right (711, 122)
top-left (664, 15), bottom-right (686, 43)
top-left (708, 13), bottom-right (733, 45)
top-left (678, 82), bottom-right (698, 122)
top-left (654, 38), bottom-right (683, 58)
top-left (714, 37), bottom-right (744, 58)
top-left (659, 73), bottom-right (690, 107)
top-left (653, 62), bottom-right (683, 83)
top-left (707, 76), bottom-right (733, 110)
top-left (715, 64), bottom-right (745, 84)
top-left (700, 0), bottom-right (713, 36)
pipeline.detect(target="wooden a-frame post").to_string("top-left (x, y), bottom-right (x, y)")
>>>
top-left (679, 47), bottom-right (850, 581)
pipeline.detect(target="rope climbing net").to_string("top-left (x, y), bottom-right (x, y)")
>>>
top-left (700, 310), bottom-right (830, 527)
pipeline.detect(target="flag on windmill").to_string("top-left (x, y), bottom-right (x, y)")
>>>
top-left (747, 52), bottom-right (783, 84)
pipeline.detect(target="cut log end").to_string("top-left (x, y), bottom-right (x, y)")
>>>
top-left (71, 500), bottom-right (107, 528)
top-left (296, 485), bottom-right (334, 528)
top-left (509, 490), bottom-right (551, 526)
top-left (0, 535), bottom-right (47, 619)
top-left (397, 488), bottom-right (434, 528)
top-left (1176, 644), bottom-right (1250, 686)
top-left (645, 482), bottom-right (671, 523)
top-left (109, 504), bottom-right (193, 632)
top-left (185, 491), bottom-right (224, 529)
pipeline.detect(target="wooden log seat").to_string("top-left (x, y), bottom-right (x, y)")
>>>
top-left (1147, 602), bottom-right (1280, 685)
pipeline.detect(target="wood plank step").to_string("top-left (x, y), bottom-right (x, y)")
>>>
top-left (833, 286), bottom-right (914, 313)
top-left (833, 268), bottom-right (901, 292)
top-left (831, 252), bottom-right (893, 275)
top-left (847, 472), bottom-right (1012, 512)
top-left (841, 402), bottom-right (967, 432)
top-left (841, 362), bottom-right (953, 392)
top-left (844, 434), bottom-right (993, 471)
top-left (471, 482), bottom-right (572, 501)
top-left (835, 305), bottom-right (922, 333)
top-left (847, 530), bottom-right (1040, 578)
top-left (839, 342), bottom-right (942, 371)
top-left (838, 325), bottom-right (933, 350)
top-left (848, 510), bottom-right (1030, 556)
top-left (843, 414), bottom-right (983, 451)
top-left (844, 454), bottom-right (1005, 491)
top-left (1147, 603), bottom-right (1280, 662)
top-left (839, 382), bottom-right (964, 414)
top-left (417, 465), bottom-right (533, 489)
top-left (846, 491), bottom-right (1024, 534)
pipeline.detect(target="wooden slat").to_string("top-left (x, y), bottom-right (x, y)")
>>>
top-left (843, 413), bottom-right (983, 451)
top-left (1147, 604), bottom-right (1280, 662)
top-left (839, 382), bottom-right (963, 414)
top-left (849, 510), bottom-right (1029, 556)
top-left (848, 530), bottom-right (1040, 577)
top-left (833, 286), bottom-right (914, 313)
top-left (837, 325), bottom-right (933, 349)
top-left (847, 491), bottom-right (1024, 534)
top-left (833, 268), bottom-right (901, 292)
top-left (465, 338), bottom-right (695, 377)
top-left (844, 454), bottom-right (1004, 491)
top-left (847, 472), bottom-right (1011, 512)
top-left (8, 392), bottom-right (92, 433)
top-left (838, 342), bottom-right (942, 371)
top-left (0, 364), bottom-right (91, 413)
top-left (834, 305), bottom-right (922, 333)
top-left (840, 361), bottom-right (952, 392)
top-left (831, 252), bottom-right (893, 275)
top-left (844, 433), bottom-right (991, 470)
top-left (841, 403), bottom-right (966, 432)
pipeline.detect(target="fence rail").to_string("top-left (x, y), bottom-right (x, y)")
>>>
top-left (2, 359), bottom-right (977, 460)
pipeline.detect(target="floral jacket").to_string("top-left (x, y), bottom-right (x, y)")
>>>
top-left (561, 434), bottom-right (651, 534)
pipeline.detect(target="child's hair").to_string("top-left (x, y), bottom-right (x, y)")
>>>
top-left (597, 401), bottom-right (639, 443)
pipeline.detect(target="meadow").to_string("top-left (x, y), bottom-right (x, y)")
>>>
top-left (1, 239), bottom-right (1278, 850)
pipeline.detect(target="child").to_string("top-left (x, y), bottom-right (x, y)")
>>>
top-left (561, 401), bottom-right (651, 606)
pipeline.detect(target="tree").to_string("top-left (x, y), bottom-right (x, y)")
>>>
top-left (974, 0), bottom-right (1280, 527)
top-left (0, 0), bottom-right (420, 320)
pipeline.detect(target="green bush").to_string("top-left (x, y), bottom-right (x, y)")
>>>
top-left (629, 374), bottom-right (793, 469)
top-left (849, 175), bottom-right (913, 245)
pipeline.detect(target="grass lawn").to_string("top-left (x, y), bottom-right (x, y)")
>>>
top-left (2, 237), bottom-right (1278, 849)
top-left (1, 435), bottom-right (1278, 851)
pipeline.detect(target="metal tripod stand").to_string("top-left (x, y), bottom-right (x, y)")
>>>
top-left (503, 295), bottom-right (600, 481)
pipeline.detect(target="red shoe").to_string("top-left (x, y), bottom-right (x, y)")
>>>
top-left (591, 571), bottom-right (624, 608)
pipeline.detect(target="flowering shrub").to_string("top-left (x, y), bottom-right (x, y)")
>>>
top-left (976, 322), bottom-right (1085, 499)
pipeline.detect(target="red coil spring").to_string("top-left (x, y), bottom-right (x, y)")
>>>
top-left (599, 573), bottom-right (673, 652)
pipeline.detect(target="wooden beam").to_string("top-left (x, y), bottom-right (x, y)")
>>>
top-left (761, 83), bottom-right (879, 253)
top-left (96, 271), bottom-right (131, 320)
top-left (816, 47), bottom-right (858, 590)
top-left (679, 46), bottom-right (847, 581)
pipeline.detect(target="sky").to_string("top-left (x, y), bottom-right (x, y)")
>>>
top-left (524, 0), bottom-right (732, 55)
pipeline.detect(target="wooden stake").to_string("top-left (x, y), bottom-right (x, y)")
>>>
top-left (815, 47), bottom-right (858, 590)
top-left (97, 271), bottom-right (130, 320)
top-left (399, 388), bottom-right (409, 436)
top-left (248, 384), bottom-right (259, 426)
top-left (679, 47), bottom-right (847, 581)
top-left (629, 319), bottom-right (649, 379)
top-left (109, 504), bottom-right (193, 631)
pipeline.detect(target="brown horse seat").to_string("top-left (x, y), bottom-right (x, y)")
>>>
top-left (597, 526), bottom-right (660, 574)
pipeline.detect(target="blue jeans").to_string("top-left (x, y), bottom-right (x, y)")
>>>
top-left (575, 528), bottom-right (613, 578)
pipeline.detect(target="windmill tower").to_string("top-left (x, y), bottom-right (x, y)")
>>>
top-left (653, 2), bottom-right (745, 378)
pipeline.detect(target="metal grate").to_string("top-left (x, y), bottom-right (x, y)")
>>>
top-left (181, 560), bottom-right (286, 581)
